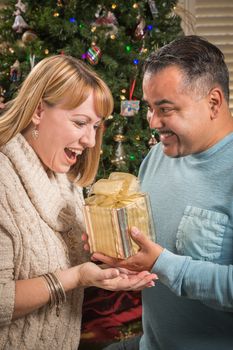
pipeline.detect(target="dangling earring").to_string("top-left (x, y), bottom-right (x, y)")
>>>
top-left (32, 125), bottom-right (39, 140)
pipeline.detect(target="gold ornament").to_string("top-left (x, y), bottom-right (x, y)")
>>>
top-left (114, 134), bottom-right (126, 142)
top-left (106, 114), bottom-right (114, 120)
top-left (22, 30), bottom-right (37, 44)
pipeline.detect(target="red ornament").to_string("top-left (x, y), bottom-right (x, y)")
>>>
top-left (86, 46), bottom-right (101, 65)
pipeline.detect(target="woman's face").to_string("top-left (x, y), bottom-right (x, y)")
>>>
top-left (25, 92), bottom-right (102, 173)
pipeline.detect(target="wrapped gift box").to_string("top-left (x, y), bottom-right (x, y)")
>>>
top-left (83, 172), bottom-right (155, 258)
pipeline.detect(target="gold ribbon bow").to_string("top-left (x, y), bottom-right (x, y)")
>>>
top-left (85, 172), bottom-right (144, 208)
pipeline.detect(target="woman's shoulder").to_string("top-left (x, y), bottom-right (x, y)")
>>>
top-left (0, 151), bottom-right (17, 187)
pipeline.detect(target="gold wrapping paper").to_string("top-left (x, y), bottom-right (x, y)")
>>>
top-left (83, 172), bottom-right (155, 258)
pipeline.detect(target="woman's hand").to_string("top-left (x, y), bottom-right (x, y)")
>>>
top-left (76, 262), bottom-right (157, 291)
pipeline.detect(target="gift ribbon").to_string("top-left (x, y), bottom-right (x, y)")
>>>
top-left (85, 172), bottom-right (144, 208)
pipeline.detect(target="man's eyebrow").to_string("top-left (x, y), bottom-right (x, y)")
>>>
top-left (155, 99), bottom-right (175, 106)
top-left (142, 98), bottom-right (175, 106)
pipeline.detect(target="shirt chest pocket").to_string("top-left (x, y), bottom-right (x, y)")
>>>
top-left (176, 206), bottom-right (228, 262)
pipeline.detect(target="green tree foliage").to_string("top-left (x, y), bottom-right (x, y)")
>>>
top-left (0, 0), bottom-right (182, 178)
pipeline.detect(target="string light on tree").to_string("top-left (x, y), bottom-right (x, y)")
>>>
top-left (125, 45), bottom-right (131, 52)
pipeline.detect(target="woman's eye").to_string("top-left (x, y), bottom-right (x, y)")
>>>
top-left (74, 121), bottom-right (86, 127)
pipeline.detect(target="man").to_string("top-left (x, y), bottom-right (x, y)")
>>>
top-left (94, 35), bottom-right (233, 350)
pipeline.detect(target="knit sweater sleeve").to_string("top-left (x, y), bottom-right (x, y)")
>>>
top-left (0, 189), bottom-right (17, 326)
top-left (0, 153), bottom-right (25, 326)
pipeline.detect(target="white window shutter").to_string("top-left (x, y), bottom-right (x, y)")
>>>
top-left (178, 0), bottom-right (233, 113)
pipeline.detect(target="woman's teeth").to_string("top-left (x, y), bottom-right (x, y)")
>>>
top-left (67, 147), bottom-right (82, 156)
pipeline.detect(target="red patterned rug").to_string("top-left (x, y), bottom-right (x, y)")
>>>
top-left (80, 287), bottom-right (143, 349)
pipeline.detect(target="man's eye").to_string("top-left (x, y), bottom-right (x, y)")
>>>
top-left (160, 107), bottom-right (173, 113)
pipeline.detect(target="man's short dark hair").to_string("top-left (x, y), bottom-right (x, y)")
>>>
top-left (143, 35), bottom-right (229, 102)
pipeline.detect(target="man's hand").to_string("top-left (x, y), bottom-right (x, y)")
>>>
top-left (92, 226), bottom-right (164, 272)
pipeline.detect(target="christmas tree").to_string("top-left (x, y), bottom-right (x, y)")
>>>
top-left (0, 0), bottom-right (182, 179)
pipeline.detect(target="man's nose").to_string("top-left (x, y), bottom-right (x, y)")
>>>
top-left (147, 110), bottom-right (163, 129)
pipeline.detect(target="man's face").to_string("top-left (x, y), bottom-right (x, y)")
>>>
top-left (142, 66), bottom-right (214, 157)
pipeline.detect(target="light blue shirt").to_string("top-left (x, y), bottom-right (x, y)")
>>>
top-left (139, 133), bottom-right (233, 350)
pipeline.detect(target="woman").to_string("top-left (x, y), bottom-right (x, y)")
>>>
top-left (0, 55), bottom-right (156, 350)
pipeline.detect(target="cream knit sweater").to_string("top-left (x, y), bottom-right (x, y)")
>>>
top-left (0, 133), bottom-right (88, 350)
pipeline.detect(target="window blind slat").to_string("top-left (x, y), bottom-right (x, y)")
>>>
top-left (179, 0), bottom-right (233, 112)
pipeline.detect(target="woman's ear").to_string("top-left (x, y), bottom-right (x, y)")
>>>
top-left (208, 87), bottom-right (223, 120)
top-left (31, 102), bottom-right (44, 125)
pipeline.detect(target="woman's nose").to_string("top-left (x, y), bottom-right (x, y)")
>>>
top-left (80, 127), bottom-right (96, 148)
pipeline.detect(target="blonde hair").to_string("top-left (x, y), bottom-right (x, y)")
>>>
top-left (0, 55), bottom-right (114, 186)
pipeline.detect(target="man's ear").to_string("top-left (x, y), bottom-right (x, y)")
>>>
top-left (31, 102), bottom-right (44, 125)
top-left (208, 87), bottom-right (223, 119)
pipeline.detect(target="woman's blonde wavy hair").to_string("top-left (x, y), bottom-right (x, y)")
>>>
top-left (0, 55), bottom-right (114, 186)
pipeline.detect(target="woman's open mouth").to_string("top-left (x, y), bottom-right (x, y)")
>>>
top-left (64, 147), bottom-right (82, 164)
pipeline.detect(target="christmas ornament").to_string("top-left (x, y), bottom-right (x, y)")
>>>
top-left (111, 134), bottom-right (126, 167)
top-left (22, 30), bottom-right (37, 44)
top-left (120, 79), bottom-right (140, 117)
top-left (29, 54), bottom-right (36, 69)
top-left (148, 134), bottom-right (158, 148)
top-left (57, 0), bottom-right (63, 7)
top-left (92, 7), bottom-right (118, 38)
top-left (12, 10), bottom-right (29, 33)
top-left (147, 0), bottom-right (159, 18)
top-left (10, 60), bottom-right (21, 82)
top-left (15, 0), bottom-right (26, 13)
top-left (16, 39), bottom-right (25, 48)
top-left (86, 46), bottom-right (101, 65)
top-left (121, 100), bottom-right (140, 116)
top-left (134, 17), bottom-right (146, 40)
